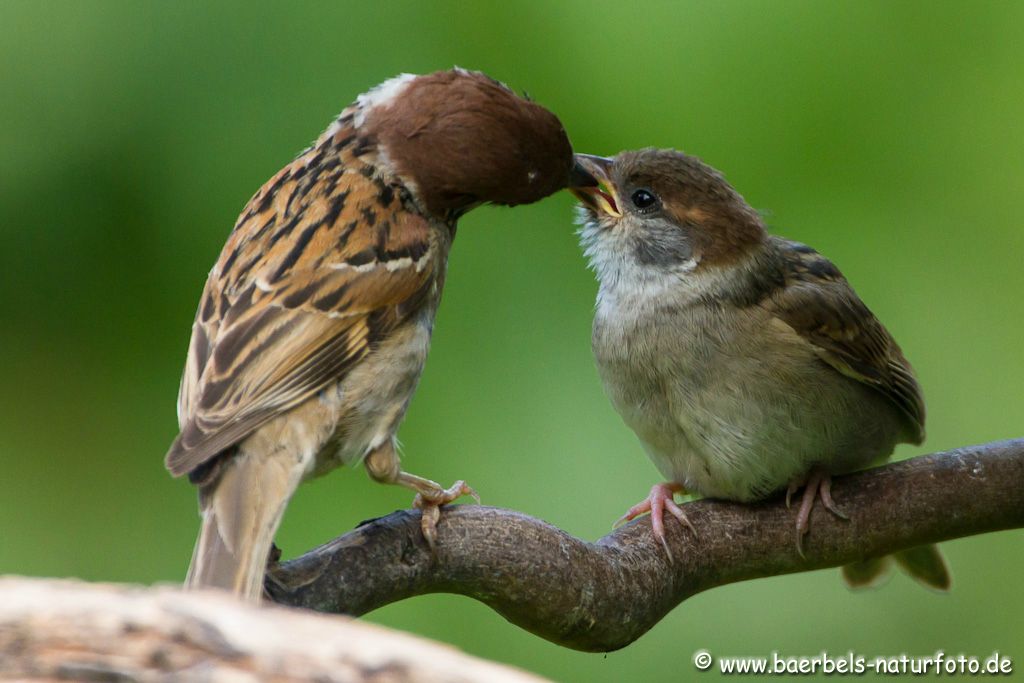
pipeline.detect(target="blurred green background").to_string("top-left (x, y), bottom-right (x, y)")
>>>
top-left (2, 1), bottom-right (1022, 680)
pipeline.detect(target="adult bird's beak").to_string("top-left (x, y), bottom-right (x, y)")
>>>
top-left (569, 154), bottom-right (621, 217)
top-left (570, 157), bottom-right (599, 189)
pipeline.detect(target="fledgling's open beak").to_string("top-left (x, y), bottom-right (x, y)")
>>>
top-left (569, 154), bottom-right (621, 218)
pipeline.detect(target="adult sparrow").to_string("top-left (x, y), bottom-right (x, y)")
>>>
top-left (570, 148), bottom-right (948, 590)
top-left (165, 69), bottom-right (588, 601)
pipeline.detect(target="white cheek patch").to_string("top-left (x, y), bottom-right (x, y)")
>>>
top-left (575, 208), bottom-right (721, 313)
top-left (353, 73), bottom-right (417, 128)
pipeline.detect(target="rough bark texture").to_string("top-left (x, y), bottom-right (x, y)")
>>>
top-left (0, 578), bottom-right (549, 683)
top-left (267, 439), bottom-right (1024, 652)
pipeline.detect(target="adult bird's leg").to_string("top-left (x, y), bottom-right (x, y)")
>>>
top-left (364, 440), bottom-right (478, 549)
top-left (616, 482), bottom-right (696, 561)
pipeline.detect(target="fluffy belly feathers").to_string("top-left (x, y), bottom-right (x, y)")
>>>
top-left (595, 305), bottom-right (902, 502)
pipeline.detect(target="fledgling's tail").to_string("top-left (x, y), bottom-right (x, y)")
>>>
top-left (186, 449), bottom-right (303, 602)
top-left (842, 543), bottom-right (951, 592)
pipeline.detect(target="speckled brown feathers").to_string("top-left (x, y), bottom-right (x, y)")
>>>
top-left (166, 70), bottom-right (578, 600)
top-left (167, 121), bottom-right (441, 477)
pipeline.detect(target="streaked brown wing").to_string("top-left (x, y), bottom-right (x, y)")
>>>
top-left (167, 146), bottom-right (440, 477)
top-left (766, 239), bottom-right (925, 441)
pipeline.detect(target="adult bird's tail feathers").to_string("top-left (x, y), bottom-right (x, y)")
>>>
top-left (185, 448), bottom-right (304, 602)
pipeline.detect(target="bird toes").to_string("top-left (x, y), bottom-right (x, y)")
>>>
top-left (412, 480), bottom-right (478, 551)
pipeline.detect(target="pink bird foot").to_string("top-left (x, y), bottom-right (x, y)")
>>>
top-left (787, 470), bottom-right (849, 557)
top-left (615, 482), bottom-right (696, 561)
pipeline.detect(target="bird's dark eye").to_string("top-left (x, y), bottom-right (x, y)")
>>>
top-left (631, 189), bottom-right (658, 211)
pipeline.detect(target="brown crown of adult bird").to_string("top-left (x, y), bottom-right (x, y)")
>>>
top-left (570, 149), bottom-right (949, 591)
top-left (165, 69), bottom-right (591, 602)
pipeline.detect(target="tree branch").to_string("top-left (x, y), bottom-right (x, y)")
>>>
top-left (267, 439), bottom-right (1024, 652)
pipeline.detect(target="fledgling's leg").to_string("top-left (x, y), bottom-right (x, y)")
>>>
top-left (788, 469), bottom-right (848, 557)
top-left (364, 439), bottom-right (478, 549)
top-left (615, 482), bottom-right (696, 561)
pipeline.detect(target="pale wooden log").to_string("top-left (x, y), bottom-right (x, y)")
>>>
top-left (0, 577), bottom-right (549, 683)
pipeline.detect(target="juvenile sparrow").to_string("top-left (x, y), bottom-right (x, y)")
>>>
top-left (165, 69), bottom-right (585, 601)
top-left (570, 149), bottom-right (949, 590)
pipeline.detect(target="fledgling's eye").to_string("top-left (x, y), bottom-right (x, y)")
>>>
top-left (631, 189), bottom-right (658, 211)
